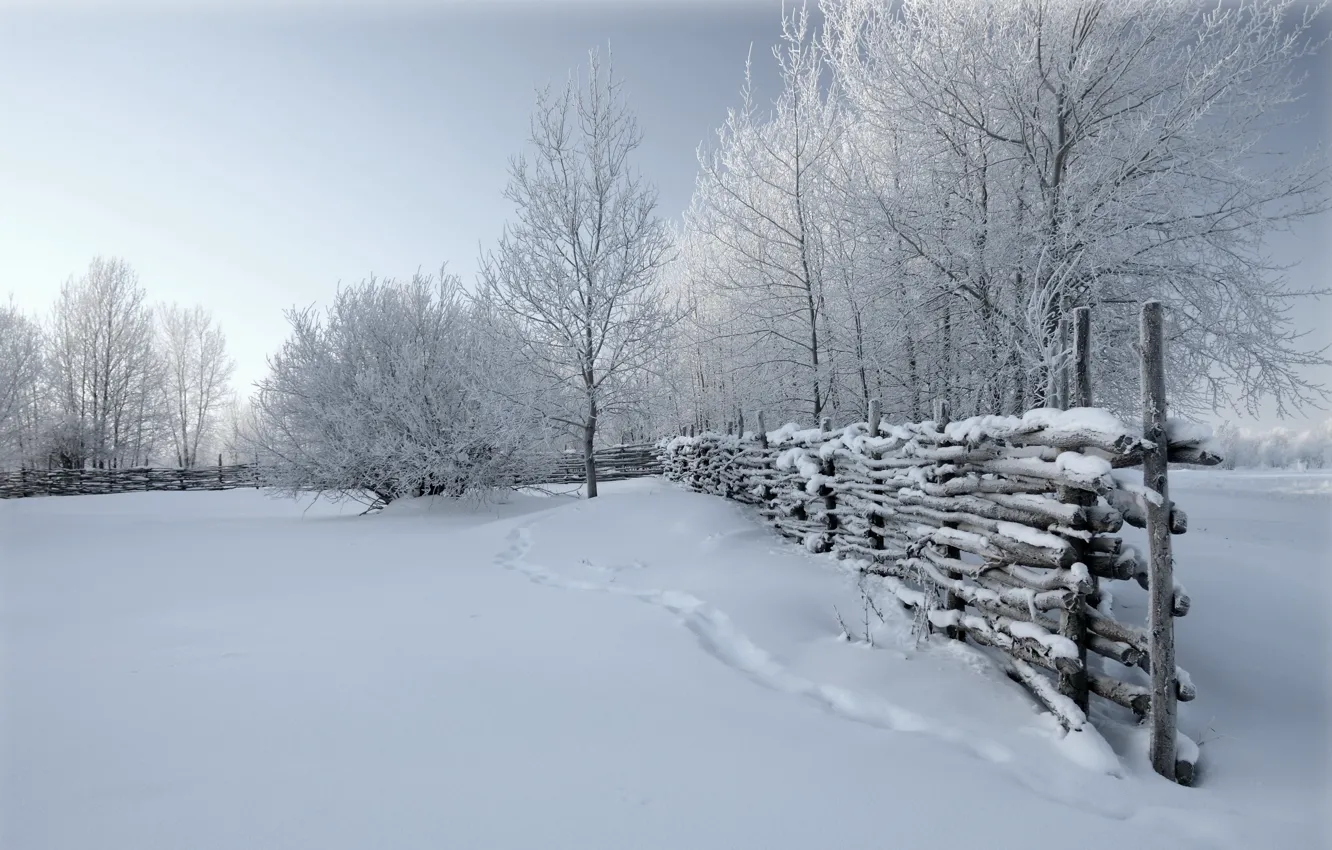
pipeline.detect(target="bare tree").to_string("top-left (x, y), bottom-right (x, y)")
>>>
top-left (158, 303), bottom-right (236, 468)
top-left (688, 9), bottom-right (844, 423)
top-left (47, 258), bottom-right (164, 468)
top-left (0, 300), bottom-right (45, 468)
top-left (825, 0), bottom-right (1331, 416)
top-left (478, 49), bottom-right (674, 498)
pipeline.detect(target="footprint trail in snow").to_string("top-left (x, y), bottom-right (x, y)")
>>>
top-left (494, 523), bottom-right (1013, 766)
top-left (490, 519), bottom-right (1224, 836)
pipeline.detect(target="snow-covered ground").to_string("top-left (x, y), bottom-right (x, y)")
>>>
top-left (2, 472), bottom-right (1327, 849)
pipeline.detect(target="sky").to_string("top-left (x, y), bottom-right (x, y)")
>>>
top-left (0, 0), bottom-right (1328, 429)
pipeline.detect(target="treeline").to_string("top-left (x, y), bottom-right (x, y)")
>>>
top-left (1213, 420), bottom-right (1332, 470)
top-left (250, 0), bottom-right (1329, 503)
top-left (663, 0), bottom-right (1328, 430)
top-left (0, 258), bottom-right (236, 471)
top-left (6, 1), bottom-right (1326, 504)
top-left (249, 53), bottom-right (676, 503)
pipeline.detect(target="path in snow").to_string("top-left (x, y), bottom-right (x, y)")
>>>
top-left (494, 521), bottom-right (1014, 764)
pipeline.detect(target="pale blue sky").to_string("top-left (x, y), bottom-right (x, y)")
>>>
top-left (1, 1), bottom-right (1327, 427)
top-left (0, 1), bottom-right (788, 394)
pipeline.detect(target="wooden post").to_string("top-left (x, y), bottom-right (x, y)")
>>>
top-left (1056, 484), bottom-right (1093, 713)
top-left (737, 410), bottom-right (745, 436)
top-left (1141, 300), bottom-right (1178, 781)
top-left (1072, 307), bottom-right (1092, 409)
top-left (755, 410), bottom-right (774, 508)
top-left (931, 398), bottom-right (950, 428)
top-left (932, 398), bottom-right (964, 639)
top-left (866, 402), bottom-right (885, 552)
top-left (820, 416), bottom-right (832, 434)
top-left (1057, 311), bottom-right (1071, 410)
top-left (821, 451), bottom-right (837, 548)
top-left (1069, 303), bottom-right (1102, 615)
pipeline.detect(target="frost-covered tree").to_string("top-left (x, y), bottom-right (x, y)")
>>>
top-left (671, 0), bottom-right (1329, 431)
top-left (254, 270), bottom-right (542, 504)
top-left (158, 303), bottom-right (236, 468)
top-left (823, 0), bottom-right (1330, 416)
top-left (0, 300), bottom-right (45, 468)
top-left (687, 8), bottom-right (844, 423)
top-left (47, 257), bottom-right (165, 468)
top-left (478, 49), bottom-right (675, 498)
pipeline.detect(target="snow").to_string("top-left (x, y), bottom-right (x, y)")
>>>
top-left (2, 472), bottom-right (1328, 849)
top-left (1005, 621), bottom-right (1080, 660)
top-left (941, 407), bottom-right (1134, 447)
top-left (995, 519), bottom-right (1071, 551)
top-left (1166, 418), bottom-right (1214, 446)
top-left (1110, 469), bottom-right (1166, 506)
top-left (1055, 449), bottom-right (1113, 479)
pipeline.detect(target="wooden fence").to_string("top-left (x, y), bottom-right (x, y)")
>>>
top-left (540, 444), bottom-right (663, 484)
top-left (0, 464), bottom-right (261, 498)
top-left (0, 444), bottom-right (663, 500)
top-left (662, 302), bottom-right (1215, 786)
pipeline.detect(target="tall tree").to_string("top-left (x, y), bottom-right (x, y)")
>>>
top-left (825, 0), bottom-right (1330, 416)
top-left (47, 257), bottom-right (163, 468)
top-left (479, 49), bottom-right (674, 498)
top-left (0, 300), bottom-right (45, 467)
top-left (158, 303), bottom-right (236, 468)
top-left (689, 7), bottom-right (844, 422)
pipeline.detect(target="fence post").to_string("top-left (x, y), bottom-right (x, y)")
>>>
top-left (1058, 310), bottom-right (1071, 409)
top-left (1141, 300), bottom-right (1178, 781)
top-left (819, 416), bottom-right (832, 434)
top-left (932, 398), bottom-right (964, 639)
top-left (1056, 485), bottom-right (1093, 711)
top-left (1072, 307), bottom-right (1092, 408)
top-left (867, 398), bottom-right (881, 436)
top-left (820, 449), bottom-right (837, 551)
top-left (757, 411), bottom-right (768, 449)
top-left (1051, 304), bottom-right (1095, 711)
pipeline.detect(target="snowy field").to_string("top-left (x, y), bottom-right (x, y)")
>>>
top-left (2, 472), bottom-right (1328, 850)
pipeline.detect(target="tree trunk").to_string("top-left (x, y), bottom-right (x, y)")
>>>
top-left (583, 411), bottom-right (599, 500)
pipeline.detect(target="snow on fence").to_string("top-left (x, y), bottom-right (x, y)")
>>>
top-left (0, 444), bottom-right (663, 500)
top-left (661, 302), bottom-right (1217, 786)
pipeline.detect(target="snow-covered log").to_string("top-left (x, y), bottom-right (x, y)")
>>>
top-left (1004, 659), bottom-right (1088, 732)
top-left (663, 406), bottom-right (1209, 748)
top-left (1089, 676), bottom-right (1152, 716)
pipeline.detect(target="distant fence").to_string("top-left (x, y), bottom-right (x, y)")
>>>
top-left (541, 444), bottom-right (662, 484)
top-left (0, 444), bottom-right (662, 500)
top-left (663, 302), bottom-right (1215, 786)
top-left (0, 465), bottom-right (260, 499)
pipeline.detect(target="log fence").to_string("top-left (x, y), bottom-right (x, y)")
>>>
top-left (0, 444), bottom-right (663, 500)
top-left (661, 301), bottom-right (1214, 786)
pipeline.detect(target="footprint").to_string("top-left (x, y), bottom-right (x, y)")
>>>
top-left (493, 522), bottom-right (1014, 767)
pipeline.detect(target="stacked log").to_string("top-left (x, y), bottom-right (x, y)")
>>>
top-left (662, 407), bottom-right (1217, 736)
top-left (0, 465), bottom-right (262, 499)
